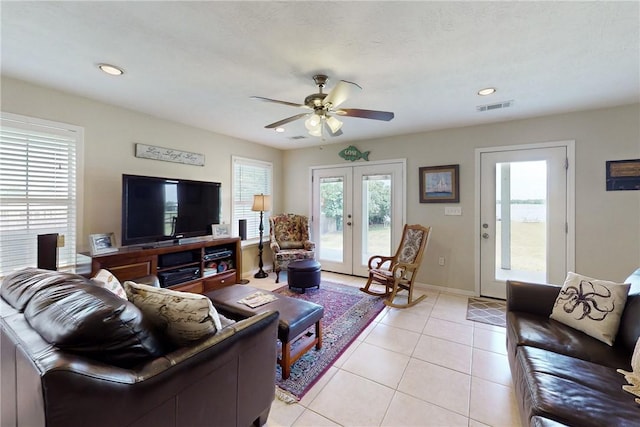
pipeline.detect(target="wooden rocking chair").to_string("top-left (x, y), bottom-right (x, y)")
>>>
top-left (360, 224), bottom-right (431, 308)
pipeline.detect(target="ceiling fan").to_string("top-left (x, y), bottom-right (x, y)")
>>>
top-left (251, 74), bottom-right (394, 138)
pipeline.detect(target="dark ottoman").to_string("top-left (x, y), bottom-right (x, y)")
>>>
top-left (206, 285), bottom-right (323, 379)
top-left (287, 259), bottom-right (321, 293)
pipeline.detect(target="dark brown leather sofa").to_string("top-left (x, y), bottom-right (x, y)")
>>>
top-left (0, 269), bottom-right (279, 427)
top-left (506, 268), bottom-right (640, 427)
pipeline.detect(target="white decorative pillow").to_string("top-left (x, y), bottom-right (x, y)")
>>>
top-left (124, 281), bottom-right (222, 346)
top-left (91, 269), bottom-right (128, 300)
top-left (550, 272), bottom-right (630, 345)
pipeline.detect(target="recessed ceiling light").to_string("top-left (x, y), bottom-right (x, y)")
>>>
top-left (478, 87), bottom-right (496, 96)
top-left (98, 63), bottom-right (124, 76)
top-left (275, 127), bottom-right (285, 133)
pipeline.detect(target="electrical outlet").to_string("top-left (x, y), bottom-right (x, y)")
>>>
top-left (56, 234), bottom-right (65, 248)
top-left (445, 206), bottom-right (462, 216)
top-left (438, 256), bottom-right (445, 266)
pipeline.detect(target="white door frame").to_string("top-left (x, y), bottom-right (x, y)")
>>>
top-left (474, 140), bottom-right (575, 296)
top-left (309, 159), bottom-right (407, 275)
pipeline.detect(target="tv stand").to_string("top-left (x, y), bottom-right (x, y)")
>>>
top-left (90, 237), bottom-right (242, 294)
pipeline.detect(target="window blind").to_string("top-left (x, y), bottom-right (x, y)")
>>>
top-left (0, 114), bottom-right (80, 276)
top-left (232, 156), bottom-right (272, 240)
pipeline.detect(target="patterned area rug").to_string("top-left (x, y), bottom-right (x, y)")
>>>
top-left (273, 281), bottom-right (386, 401)
top-left (466, 297), bottom-right (507, 327)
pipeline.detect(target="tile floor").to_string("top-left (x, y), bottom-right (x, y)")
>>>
top-left (249, 272), bottom-right (521, 427)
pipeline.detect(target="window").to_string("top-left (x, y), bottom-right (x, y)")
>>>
top-left (232, 156), bottom-right (272, 240)
top-left (0, 113), bottom-right (82, 276)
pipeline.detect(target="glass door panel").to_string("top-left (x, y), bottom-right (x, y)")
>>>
top-left (319, 176), bottom-right (345, 263)
top-left (361, 173), bottom-right (392, 265)
top-left (494, 161), bottom-right (547, 283)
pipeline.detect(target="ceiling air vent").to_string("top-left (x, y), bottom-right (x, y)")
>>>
top-left (476, 100), bottom-right (514, 112)
top-left (288, 135), bottom-right (307, 140)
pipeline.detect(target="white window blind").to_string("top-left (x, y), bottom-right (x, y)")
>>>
top-left (232, 156), bottom-right (272, 240)
top-left (0, 114), bottom-right (80, 276)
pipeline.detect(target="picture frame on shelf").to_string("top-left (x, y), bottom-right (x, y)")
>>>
top-left (211, 223), bottom-right (231, 239)
top-left (419, 164), bottom-right (460, 203)
top-left (89, 232), bottom-right (118, 256)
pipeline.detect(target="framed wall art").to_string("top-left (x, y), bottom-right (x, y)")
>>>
top-left (419, 164), bottom-right (460, 203)
top-left (89, 232), bottom-right (118, 255)
top-left (606, 159), bottom-right (640, 191)
top-left (135, 143), bottom-right (205, 166)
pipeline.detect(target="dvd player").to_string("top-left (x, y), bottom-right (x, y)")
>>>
top-left (158, 267), bottom-right (200, 287)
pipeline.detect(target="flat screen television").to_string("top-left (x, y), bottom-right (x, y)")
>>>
top-left (122, 174), bottom-right (221, 247)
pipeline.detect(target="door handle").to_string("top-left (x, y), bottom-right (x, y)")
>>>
top-left (482, 233), bottom-right (490, 239)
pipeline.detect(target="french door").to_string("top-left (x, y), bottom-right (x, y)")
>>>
top-left (311, 161), bottom-right (405, 277)
top-left (477, 142), bottom-right (574, 299)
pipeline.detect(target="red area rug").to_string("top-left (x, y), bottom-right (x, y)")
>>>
top-left (273, 280), bottom-right (385, 401)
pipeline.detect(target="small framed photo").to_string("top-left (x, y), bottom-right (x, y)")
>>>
top-left (419, 164), bottom-right (460, 203)
top-left (89, 232), bottom-right (118, 255)
top-left (606, 159), bottom-right (640, 191)
top-left (211, 224), bottom-right (231, 239)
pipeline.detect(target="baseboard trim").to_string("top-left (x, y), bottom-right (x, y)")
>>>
top-left (414, 282), bottom-right (477, 297)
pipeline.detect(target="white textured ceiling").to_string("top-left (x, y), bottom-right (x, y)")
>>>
top-left (1, 1), bottom-right (639, 150)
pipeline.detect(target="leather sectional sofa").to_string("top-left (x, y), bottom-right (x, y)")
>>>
top-left (0, 268), bottom-right (279, 427)
top-left (506, 268), bottom-right (640, 426)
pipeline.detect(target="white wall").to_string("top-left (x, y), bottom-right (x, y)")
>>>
top-left (283, 104), bottom-right (640, 292)
top-left (3, 77), bottom-right (638, 290)
top-left (1, 77), bottom-right (283, 272)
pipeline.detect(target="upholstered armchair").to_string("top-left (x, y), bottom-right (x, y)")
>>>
top-left (269, 213), bottom-right (316, 283)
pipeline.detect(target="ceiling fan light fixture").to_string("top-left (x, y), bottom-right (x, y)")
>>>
top-left (326, 115), bottom-right (343, 133)
top-left (308, 127), bottom-right (322, 137)
top-left (305, 114), bottom-right (321, 131)
top-left (274, 127), bottom-right (285, 133)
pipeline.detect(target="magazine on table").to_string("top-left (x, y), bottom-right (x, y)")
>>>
top-left (238, 291), bottom-right (277, 308)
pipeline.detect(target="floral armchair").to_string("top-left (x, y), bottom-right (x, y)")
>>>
top-left (269, 213), bottom-right (316, 283)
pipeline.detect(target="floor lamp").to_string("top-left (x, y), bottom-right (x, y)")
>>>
top-left (252, 193), bottom-right (271, 279)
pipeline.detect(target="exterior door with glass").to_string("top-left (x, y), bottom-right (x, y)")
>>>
top-left (311, 161), bottom-right (405, 277)
top-left (478, 143), bottom-right (574, 299)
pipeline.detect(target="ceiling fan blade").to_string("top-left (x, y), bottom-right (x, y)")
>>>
top-left (322, 80), bottom-right (362, 109)
top-left (251, 96), bottom-right (310, 109)
top-left (264, 113), bottom-right (310, 129)
top-left (334, 108), bottom-right (395, 121)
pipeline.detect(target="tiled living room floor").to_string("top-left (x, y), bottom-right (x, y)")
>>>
top-left (249, 272), bottom-right (521, 427)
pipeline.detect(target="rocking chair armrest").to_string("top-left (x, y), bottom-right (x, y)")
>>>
top-left (391, 262), bottom-right (418, 276)
top-left (368, 255), bottom-right (395, 269)
top-left (303, 240), bottom-right (315, 251)
top-left (270, 241), bottom-right (281, 252)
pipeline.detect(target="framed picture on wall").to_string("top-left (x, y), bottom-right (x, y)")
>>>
top-left (606, 159), bottom-right (640, 191)
top-left (419, 164), bottom-right (460, 203)
top-left (89, 232), bottom-right (118, 255)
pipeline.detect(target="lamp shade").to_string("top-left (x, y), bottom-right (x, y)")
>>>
top-left (251, 194), bottom-right (272, 212)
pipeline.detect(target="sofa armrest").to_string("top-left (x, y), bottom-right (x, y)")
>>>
top-left (506, 280), bottom-right (561, 317)
top-left (34, 310), bottom-right (279, 427)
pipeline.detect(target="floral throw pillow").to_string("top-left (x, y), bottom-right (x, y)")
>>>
top-left (550, 272), bottom-right (630, 346)
top-left (91, 269), bottom-right (128, 300)
top-left (124, 281), bottom-right (222, 346)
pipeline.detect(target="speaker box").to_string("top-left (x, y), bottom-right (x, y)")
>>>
top-left (239, 219), bottom-right (247, 241)
top-left (37, 233), bottom-right (58, 271)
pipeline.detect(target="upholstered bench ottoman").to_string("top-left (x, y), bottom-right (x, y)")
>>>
top-left (206, 285), bottom-right (324, 379)
top-left (287, 259), bottom-right (321, 293)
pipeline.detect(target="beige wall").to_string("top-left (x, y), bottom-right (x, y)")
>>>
top-left (3, 77), bottom-right (638, 290)
top-left (283, 104), bottom-right (640, 292)
top-left (1, 77), bottom-right (281, 275)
